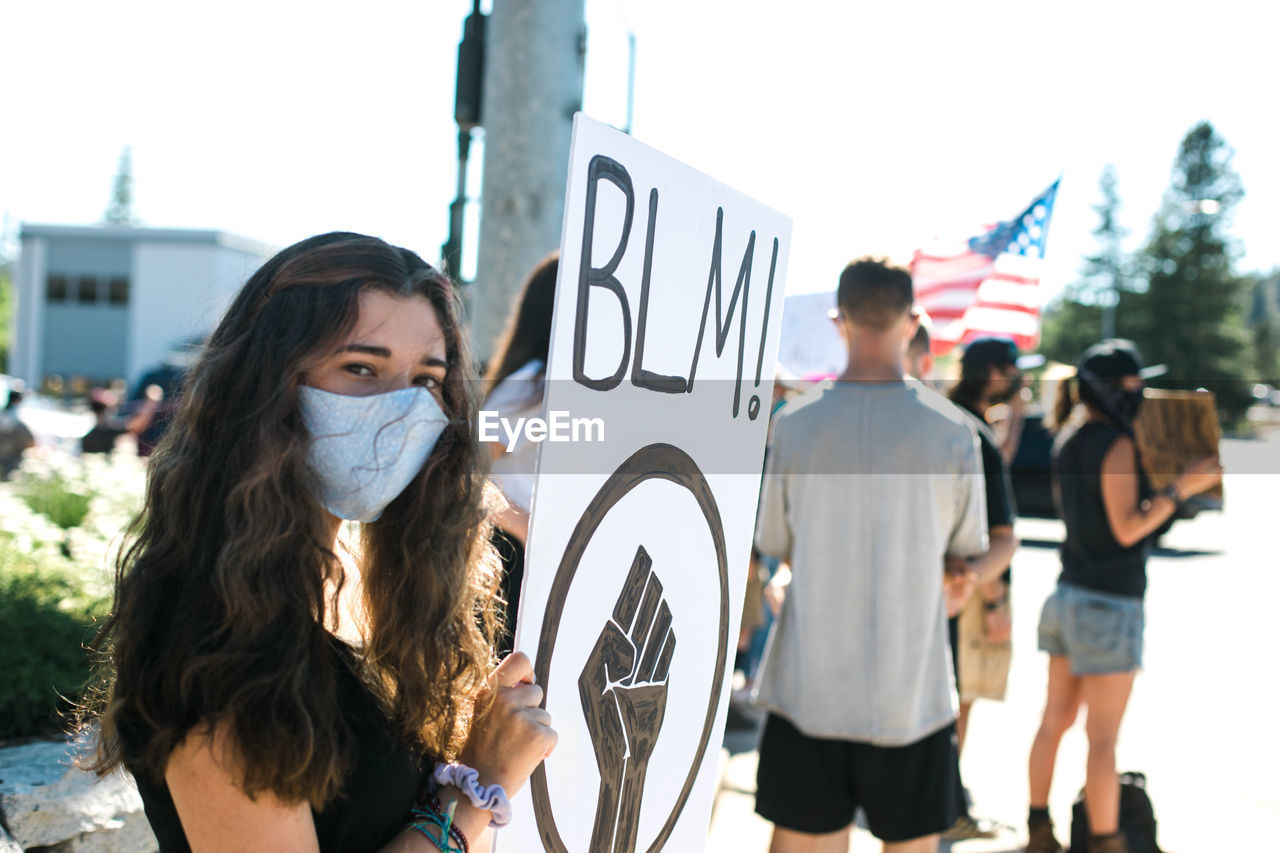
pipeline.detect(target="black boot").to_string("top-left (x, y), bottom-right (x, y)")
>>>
top-left (1025, 816), bottom-right (1063, 853)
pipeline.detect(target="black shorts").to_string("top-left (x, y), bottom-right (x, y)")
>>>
top-left (754, 713), bottom-right (958, 842)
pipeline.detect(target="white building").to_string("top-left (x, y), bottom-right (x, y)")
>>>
top-left (11, 224), bottom-right (272, 391)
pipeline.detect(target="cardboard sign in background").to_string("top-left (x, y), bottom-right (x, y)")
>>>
top-left (1134, 389), bottom-right (1225, 502)
top-left (502, 114), bottom-right (791, 852)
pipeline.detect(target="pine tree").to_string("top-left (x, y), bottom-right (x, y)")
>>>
top-left (103, 146), bottom-right (137, 226)
top-left (1085, 164), bottom-right (1130, 339)
top-left (1132, 122), bottom-right (1253, 424)
top-left (1040, 165), bottom-right (1136, 364)
top-left (1039, 287), bottom-right (1102, 366)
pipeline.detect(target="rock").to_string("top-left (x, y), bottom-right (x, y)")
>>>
top-left (0, 737), bottom-right (155, 852)
top-left (64, 810), bottom-right (157, 853)
top-left (0, 826), bottom-right (23, 853)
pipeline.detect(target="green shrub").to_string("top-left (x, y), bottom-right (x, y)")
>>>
top-left (20, 473), bottom-right (93, 531)
top-left (0, 535), bottom-right (109, 739)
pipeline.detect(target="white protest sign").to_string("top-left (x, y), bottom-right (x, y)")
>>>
top-left (775, 291), bottom-right (843, 379)
top-left (502, 114), bottom-right (791, 853)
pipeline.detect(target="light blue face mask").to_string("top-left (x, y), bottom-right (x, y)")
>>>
top-left (298, 385), bottom-right (450, 523)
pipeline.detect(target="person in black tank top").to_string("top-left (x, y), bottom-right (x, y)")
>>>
top-left (1023, 341), bottom-right (1222, 853)
top-left (938, 336), bottom-right (1022, 842)
top-left (81, 235), bottom-right (557, 853)
top-left (1054, 420), bottom-right (1153, 598)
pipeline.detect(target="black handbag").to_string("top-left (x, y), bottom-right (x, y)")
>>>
top-left (1070, 771), bottom-right (1164, 853)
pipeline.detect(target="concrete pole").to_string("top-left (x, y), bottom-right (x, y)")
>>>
top-left (470, 0), bottom-right (586, 364)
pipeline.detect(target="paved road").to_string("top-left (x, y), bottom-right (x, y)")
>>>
top-left (707, 429), bottom-right (1280, 851)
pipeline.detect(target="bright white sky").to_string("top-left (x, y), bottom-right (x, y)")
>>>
top-left (4, 0), bottom-right (1277, 305)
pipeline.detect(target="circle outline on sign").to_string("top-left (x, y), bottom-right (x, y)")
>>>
top-left (529, 442), bottom-right (729, 853)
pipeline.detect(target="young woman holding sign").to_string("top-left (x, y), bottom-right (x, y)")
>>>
top-left (1025, 340), bottom-right (1221, 853)
top-left (86, 233), bottom-right (556, 852)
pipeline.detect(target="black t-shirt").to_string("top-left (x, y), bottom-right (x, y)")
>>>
top-left (958, 403), bottom-right (1016, 583)
top-left (948, 403), bottom-right (1017, 664)
top-left (1052, 420), bottom-right (1153, 598)
top-left (131, 641), bottom-right (428, 852)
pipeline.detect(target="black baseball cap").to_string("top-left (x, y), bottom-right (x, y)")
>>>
top-left (961, 337), bottom-right (1018, 370)
top-left (1077, 339), bottom-right (1167, 380)
top-left (961, 336), bottom-right (1050, 379)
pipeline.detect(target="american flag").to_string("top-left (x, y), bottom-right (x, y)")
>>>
top-left (911, 179), bottom-right (1059, 354)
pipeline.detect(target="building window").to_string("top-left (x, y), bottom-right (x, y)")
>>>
top-left (47, 275), bottom-right (68, 302)
top-left (108, 276), bottom-right (130, 305)
top-left (77, 276), bottom-right (97, 304)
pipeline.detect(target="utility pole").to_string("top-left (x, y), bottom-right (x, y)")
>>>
top-left (470, 0), bottom-right (586, 363)
top-left (441, 1), bottom-right (486, 281)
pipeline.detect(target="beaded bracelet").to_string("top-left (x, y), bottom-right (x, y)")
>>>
top-left (427, 798), bottom-right (470, 853)
top-left (408, 793), bottom-right (469, 853)
top-left (429, 762), bottom-right (513, 828)
top-left (419, 792), bottom-right (469, 853)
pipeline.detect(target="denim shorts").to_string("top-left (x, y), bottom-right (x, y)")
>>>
top-left (1037, 582), bottom-right (1144, 675)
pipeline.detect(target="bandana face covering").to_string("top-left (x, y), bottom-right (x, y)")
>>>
top-left (298, 385), bottom-right (450, 522)
top-left (1114, 388), bottom-right (1145, 422)
top-left (1078, 368), bottom-right (1144, 436)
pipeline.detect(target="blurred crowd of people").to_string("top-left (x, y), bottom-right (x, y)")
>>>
top-left (471, 249), bottom-right (1222, 853)
top-left (0, 377), bottom-right (167, 481)
top-left (727, 258), bottom-right (1221, 853)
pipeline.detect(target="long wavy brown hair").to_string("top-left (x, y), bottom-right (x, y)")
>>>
top-left (86, 232), bottom-right (501, 807)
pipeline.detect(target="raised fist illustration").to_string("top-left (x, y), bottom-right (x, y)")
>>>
top-left (578, 545), bottom-right (676, 853)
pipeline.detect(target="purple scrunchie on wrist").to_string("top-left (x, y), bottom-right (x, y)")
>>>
top-left (430, 762), bottom-right (513, 828)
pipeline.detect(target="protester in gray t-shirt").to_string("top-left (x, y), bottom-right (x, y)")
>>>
top-left (752, 258), bottom-right (987, 853)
